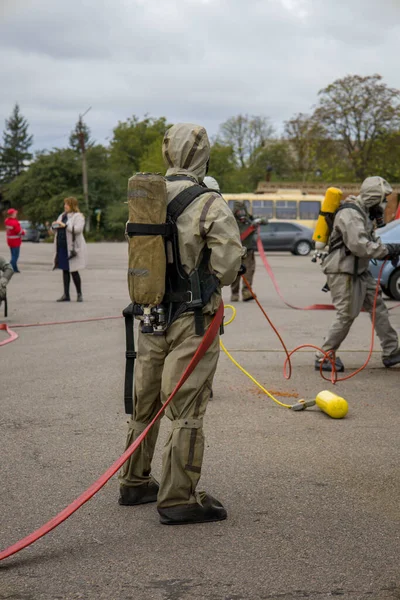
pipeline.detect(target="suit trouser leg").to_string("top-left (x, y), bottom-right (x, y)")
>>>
top-left (362, 272), bottom-right (398, 358)
top-left (157, 313), bottom-right (219, 508)
top-left (231, 274), bottom-right (240, 297)
top-left (119, 329), bottom-right (167, 488)
top-left (242, 250), bottom-right (256, 299)
top-left (316, 274), bottom-right (358, 358)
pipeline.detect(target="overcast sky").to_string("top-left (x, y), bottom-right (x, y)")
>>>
top-left (1, 0), bottom-right (399, 152)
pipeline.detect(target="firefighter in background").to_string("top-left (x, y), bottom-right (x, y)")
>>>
top-left (315, 176), bottom-right (400, 371)
top-left (0, 256), bottom-right (14, 309)
top-left (4, 208), bottom-right (25, 273)
top-left (231, 201), bottom-right (265, 302)
top-left (119, 123), bottom-right (243, 525)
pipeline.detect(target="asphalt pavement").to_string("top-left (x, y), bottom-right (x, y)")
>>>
top-left (0, 233), bottom-right (399, 600)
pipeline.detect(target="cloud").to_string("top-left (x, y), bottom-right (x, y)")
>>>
top-left (1, 0), bottom-right (400, 151)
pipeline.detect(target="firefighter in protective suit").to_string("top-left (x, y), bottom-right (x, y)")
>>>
top-left (231, 201), bottom-right (264, 302)
top-left (315, 176), bottom-right (400, 371)
top-left (119, 123), bottom-right (243, 525)
top-left (0, 256), bottom-right (13, 308)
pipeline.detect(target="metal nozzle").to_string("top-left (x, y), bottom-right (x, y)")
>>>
top-left (141, 306), bottom-right (154, 334)
top-left (291, 399), bottom-right (316, 411)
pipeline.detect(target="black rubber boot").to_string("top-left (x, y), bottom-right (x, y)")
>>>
top-left (56, 294), bottom-right (70, 302)
top-left (382, 348), bottom-right (400, 368)
top-left (158, 493), bottom-right (227, 525)
top-left (118, 479), bottom-right (159, 506)
top-left (315, 357), bottom-right (344, 372)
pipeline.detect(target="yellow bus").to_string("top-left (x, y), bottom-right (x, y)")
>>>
top-left (224, 189), bottom-right (324, 229)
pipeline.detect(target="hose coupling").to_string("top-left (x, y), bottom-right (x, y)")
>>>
top-left (291, 399), bottom-right (316, 411)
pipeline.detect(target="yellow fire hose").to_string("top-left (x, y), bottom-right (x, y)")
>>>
top-left (221, 304), bottom-right (348, 418)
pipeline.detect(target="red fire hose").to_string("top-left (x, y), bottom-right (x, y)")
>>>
top-left (0, 315), bottom-right (122, 347)
top-left (256, 230), bottom-right (400, 313)
top-left (0, 303), bottom-right (223, 562)
top-left (256, 235), bottom-right (336, 310)
top-left (0, 323), bottom-right (18, 346)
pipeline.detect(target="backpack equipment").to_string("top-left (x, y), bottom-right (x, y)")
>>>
top-left (126, 173), bottom-right (168, 331)
top-left (126, 173), bottom-right (220, 337)
top-left (311, 188), bottom-right (366, 276)
top-left (312, 187), bottom-right (343, 253)
top-left (123, 173), bottom-right (220, 414)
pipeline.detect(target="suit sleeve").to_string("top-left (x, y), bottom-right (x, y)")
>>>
top-left (337, 210), bottom-right (388, 260)
top-left (199, 194), bottom-right (243, 286)
top-left (0, 257), bottom-right (14, 283)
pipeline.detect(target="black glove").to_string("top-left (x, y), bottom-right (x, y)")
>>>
top-left (238, 264), bottom-right (247, 276)
top-left (385, 243), bottom-right (400, 259)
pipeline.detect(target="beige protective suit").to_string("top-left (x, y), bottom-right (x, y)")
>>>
top-left (119, 123), bottom-right (243, 508)
top-left (231, 201), bottom-right (257, 301)
top-left (0, 256), bottom-right (13, 302)
top-left (316, 176), bottom-right (399, 361)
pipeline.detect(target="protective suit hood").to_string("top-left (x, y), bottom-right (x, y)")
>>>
top-left (359, 176), bottom-right (392, 209)
top-left (162, 123), bottom-right (210, 182)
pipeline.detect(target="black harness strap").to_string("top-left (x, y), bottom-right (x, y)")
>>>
top-left (1, 292), bottom-right (7, 318)
top-left (165, 184), bottom-right (221, 336)
top-left (123, 303), bottom-right (137, 415)
top-left (329, 203), bottom-right (365, 254)
top-left (329, 203), bottom-right (367, 277)
top-left (167, 184), bottom-right (214, 221)
top-left (126, 223), bottom-right (173, 237)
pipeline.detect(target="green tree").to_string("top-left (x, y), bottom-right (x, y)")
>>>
top-left (208, 143), bottom-right (237, 191)
top-left (0, 103), bottom-right (33, 183)
top-left (313, 74), bottom-right (400, 180)
top-left (103, 201), bottom-right (128, 241)
top-left (284, 113), bottom-right (321, 181)
top-left (109, 115), bottom-right (169, 177)
top-left (69, 119), bottom-right (94, 152)
top-left (4, 145), bottom-right (123, 226)
top-left (218, 114), bottom-right (273, 168)
top-left (139, 138), bottom-right (166, 174)
top-left (248, 141), bottom-right (295, 186)
top-left (367, 131), bottom-right (400, 182)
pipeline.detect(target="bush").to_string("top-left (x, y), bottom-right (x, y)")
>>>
top-left (103, 202), bottom-right (128, 241)
top-left (85, 231), bottom-right (106, 243)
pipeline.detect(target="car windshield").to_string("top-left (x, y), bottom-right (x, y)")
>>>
top-left (19, 221), bottom-right (32, 228)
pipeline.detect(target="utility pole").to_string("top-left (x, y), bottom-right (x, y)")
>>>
top-left (77, 107), bottom-right (91, 233)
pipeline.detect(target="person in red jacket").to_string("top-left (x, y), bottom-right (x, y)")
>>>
top-left (4, 208), bottom-right (25, 273)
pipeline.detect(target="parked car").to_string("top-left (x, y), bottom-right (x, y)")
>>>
top-left (19, 220), bottom-right (49, 242)
top-left (369, 220), bottom-right (400, 300)
top-left (253, 221), bottom-right (314, 255)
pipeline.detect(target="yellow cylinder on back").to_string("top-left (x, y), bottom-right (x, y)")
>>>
top-left (312, 187), bottom-right (343, 249)
top-left (315, 390), bottom-right (348, 419)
